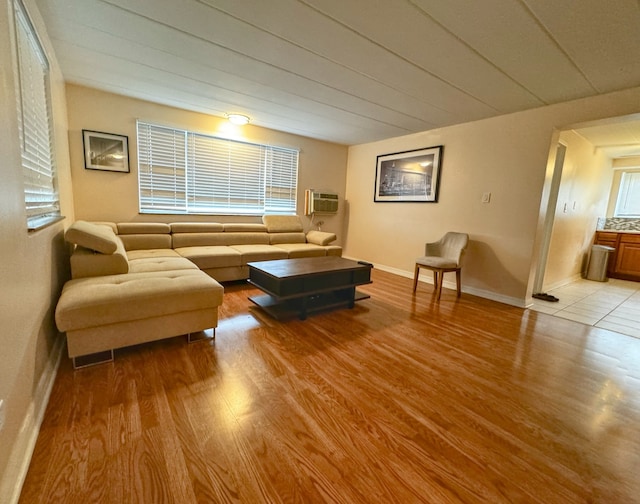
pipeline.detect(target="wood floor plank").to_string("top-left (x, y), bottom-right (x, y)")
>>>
top-left (18, 269), bottom-right (640, 503)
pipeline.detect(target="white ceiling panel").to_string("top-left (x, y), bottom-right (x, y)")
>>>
top-left (35, 0), bottom-right (640, 145)
top-left (523, 0), bottom-right (640, 92)
top-left (409, 0), bottom-right (597, 103)
top-left (302, 0), bottom-right (544, 112)
top-left (42, 2), bottom-right (447, 131)
top-left (55, 43), bottom-right (412, 143)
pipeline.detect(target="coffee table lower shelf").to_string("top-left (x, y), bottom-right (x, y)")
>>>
top-left (248, 288), bottom-right (370, 320)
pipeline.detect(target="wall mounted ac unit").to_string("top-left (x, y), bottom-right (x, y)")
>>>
top-left (304, 189), bottom-right (339, 215)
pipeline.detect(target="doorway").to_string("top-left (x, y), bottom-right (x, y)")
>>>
top-left (531, 114), bottom-right (640, 306)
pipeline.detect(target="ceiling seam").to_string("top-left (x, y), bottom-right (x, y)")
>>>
top-left (297, 0), bottom-right (505, 113)
top-left (52, 35), bottom-right (418, 134)
top-left (406, 0), bottom-right (549, 105)
top-left (197, 0), bottom-right (493, 118)
top-left (96, 0), bottom-right (439, 129)
top-left (517, 0), bottom-right (599, 94)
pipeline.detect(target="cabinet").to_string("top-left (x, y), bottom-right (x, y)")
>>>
top-left (594, 231), bottom-right (640, 281)
top-left (616, 234), bottom-right (640, 280)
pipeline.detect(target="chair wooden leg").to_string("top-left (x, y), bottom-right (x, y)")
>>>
top-left (456, 269), bottom-right (462, 297)
top-left (413, 264), bottom-right (420, 292)
top-left (436, 271), bottom-right (444, 300)
top-left (433, 270), bottom-right (438, 291)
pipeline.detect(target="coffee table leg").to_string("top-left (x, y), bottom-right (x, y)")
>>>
top-left (300, 296), bottom-right (308, 320)
top-left (348, 287), bottom-right (356, 309)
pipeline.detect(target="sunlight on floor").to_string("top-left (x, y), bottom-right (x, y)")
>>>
top-left (529, 278), bottom-right (640, 339)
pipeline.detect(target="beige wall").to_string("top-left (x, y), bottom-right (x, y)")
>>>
top-left (65, 85), bottom-right (349, 241)
top-left (0, 0), bottom-right (74, 501)
top-left (345, 87), bottom-right (640, 306)
top-left (543, 131), bottom-right (613, 290)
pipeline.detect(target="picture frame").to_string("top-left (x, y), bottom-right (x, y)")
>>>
top-left (374, 145), bottom-right (443, 202)
top-left (82, 130), bottom-right (130, 173)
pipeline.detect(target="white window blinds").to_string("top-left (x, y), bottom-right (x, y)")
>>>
top-left (614, 171), bottom-right (640, 217)
top-left (137, 122), bottom-right (298, 215)
top-left (13, 0), bottom-right (60, 231)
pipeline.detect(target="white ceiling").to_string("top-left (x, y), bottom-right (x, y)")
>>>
top-left (572, 117), bottom-right (640, 159)
top-left (35, 0), bottom-right (640, 147)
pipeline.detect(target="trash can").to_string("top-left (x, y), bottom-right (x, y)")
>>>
top-left (586, 245), bottom-right (615, 282)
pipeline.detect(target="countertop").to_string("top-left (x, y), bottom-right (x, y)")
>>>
top-left (597, 229), bottom-right (640, 234)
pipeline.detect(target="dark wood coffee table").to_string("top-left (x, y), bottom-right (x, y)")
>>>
top-left (247, 256), bottom-right (373, 320)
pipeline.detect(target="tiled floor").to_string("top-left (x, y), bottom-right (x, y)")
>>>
top-left (529, 278), bottom-right (640, 339)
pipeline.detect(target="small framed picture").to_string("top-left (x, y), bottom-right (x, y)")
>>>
top-left (374, 145), bottom-right (443, 202)
top-left (82, 130), bottom-right (130, 173)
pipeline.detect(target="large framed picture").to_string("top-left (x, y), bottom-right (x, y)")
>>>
top-left (82, 130), bottom-right (130, 173)
top-left (374, 145), bottom-right (443, 202)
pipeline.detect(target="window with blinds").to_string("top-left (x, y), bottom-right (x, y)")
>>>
top-left (137, 122), bottom-right (298, 215)
top-left (13, 0), bottom-right (60, 231)
top-left (614, 170), bottom-right (640, 218)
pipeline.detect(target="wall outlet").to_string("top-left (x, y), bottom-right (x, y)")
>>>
top-left (0, 399), bottom-right (5, 432)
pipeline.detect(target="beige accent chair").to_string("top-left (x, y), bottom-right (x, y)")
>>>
top-left (412, 232), bottom-right (469, 300)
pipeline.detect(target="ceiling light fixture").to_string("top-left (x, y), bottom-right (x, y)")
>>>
top-left (226, 113), bottom-right (250, 125)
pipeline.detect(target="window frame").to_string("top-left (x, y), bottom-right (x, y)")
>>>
top-left (613, 169), bottom-right (640, 218)
top-left (12, 0), bottom-right (61, 232)
top-left (137, 121), bottom-right (299, 216)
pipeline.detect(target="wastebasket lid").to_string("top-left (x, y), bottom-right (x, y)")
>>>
top-left (592, 245), bottom-right (615, 251)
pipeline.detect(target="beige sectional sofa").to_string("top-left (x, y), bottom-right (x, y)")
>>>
top-left (55, 215), bottom-right (340, 367)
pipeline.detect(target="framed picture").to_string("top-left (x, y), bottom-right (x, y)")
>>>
top-left (374, 145), bottom-right (443, 202)
top-left (82, 130), bottom-right (130, 173)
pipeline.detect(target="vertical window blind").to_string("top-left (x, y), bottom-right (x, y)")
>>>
top-left (614, 171), bottom-right (640, 217)
top-left (138, 122), bottom-right (299, 215)
top-left (14, 0), bottom-right (60, 230)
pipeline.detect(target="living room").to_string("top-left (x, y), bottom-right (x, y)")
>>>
top-left (2, 0), bottom-right (640, 502)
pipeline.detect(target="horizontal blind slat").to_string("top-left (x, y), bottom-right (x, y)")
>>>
top-left (138, 121), bottom-right (297, 215)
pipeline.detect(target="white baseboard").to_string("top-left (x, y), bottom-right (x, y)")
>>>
top-left (541, 273), bottom-right (583, 293)
top-left (0, 337), bottom-right (64, 504)
top-left (344, 257), bottom-right (528, 309)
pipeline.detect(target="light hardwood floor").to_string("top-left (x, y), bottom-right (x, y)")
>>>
top-left (19, 269), bottom-right (640, 503)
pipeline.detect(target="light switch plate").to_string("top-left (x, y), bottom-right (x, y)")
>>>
top-left (482, 192), bottom-right (491, 203)
top-left (0, 399), bottom-right (5, 432)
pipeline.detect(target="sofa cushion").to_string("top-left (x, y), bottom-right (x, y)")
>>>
top-left (65, 220), bottom-right (120, 254)
top-left (120, 234), bottom-right (172, 250)
top-left (262, 215), bottom-right (304, 233)
top-left (306, 230), bottom-right (337, 246)
top-left (117, 222), bottom-right (171, 234)
top-left (273, 243), bottom-right (327, 258)
top-left (175, 246), bottom-right (243, 269)
top-left (173, 232), bottom-right (270, 247)
top-left (128, 257), bottom-right (198, 274)
top-left (70, 242), bottom-right (129, 279)
top-left (230, 244), bottom-right (289, 264)
top-left (325, 245), bottom-right (343, 257)
top-left (223, 223), bottom-right (267, 232)
top-left (126, 249), bottom-right (181, 260)
top-left (269, 232), bottom-right (306, 245)
top-left (171, 222), bottom-right (224, 233)
top-left (55, 270), bottom-right (223, 332)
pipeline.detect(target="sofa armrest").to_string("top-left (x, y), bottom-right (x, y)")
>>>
top-left (306, 230), bottom-right (337, 246)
